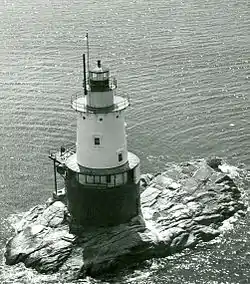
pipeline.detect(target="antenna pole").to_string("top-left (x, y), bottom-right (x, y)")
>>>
top-left (86, 33), bottom-right (90, 79)
top-left (83, 54), bottom-right (87, 95)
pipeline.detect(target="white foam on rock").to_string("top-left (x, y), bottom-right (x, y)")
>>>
top-left (218, 164), bottom-right (239, 178)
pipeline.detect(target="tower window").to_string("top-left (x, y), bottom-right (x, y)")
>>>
top-left (86, 175), bottom-right (94, 184)
top-left (106, 175), bottom-right (111, 183)
top-left (94, 176), bottom-right (101, 184)
top-left (94, 137), bottom-right (100, 145)
top-left (118, 153), bottom-right (123, 162)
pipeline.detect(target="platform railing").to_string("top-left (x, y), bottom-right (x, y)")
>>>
top-left (71, 91), bottom-right (130, 113)
top-left (49, 143), bottom-right (76, 164)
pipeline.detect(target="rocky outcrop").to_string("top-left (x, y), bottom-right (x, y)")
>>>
top-left (4, 158), bottom-right (248, 279)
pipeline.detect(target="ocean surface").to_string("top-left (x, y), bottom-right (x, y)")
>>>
top-left (0, 0), bottom-right (249, 283)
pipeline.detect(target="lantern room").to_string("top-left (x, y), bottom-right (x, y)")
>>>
top-left (87, 60), bottom-right (114, 109)
top-left (89, 60), bottom-right (110, 92)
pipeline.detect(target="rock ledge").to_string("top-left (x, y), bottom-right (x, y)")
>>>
top-left (5, 158), bottom-right (248, 279)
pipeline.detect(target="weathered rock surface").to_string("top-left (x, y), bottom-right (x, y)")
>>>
top-left (4, 158), bottom-right (248, 279)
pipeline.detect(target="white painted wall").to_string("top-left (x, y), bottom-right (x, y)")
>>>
top-left (76, 110), bottom-right (128, 169)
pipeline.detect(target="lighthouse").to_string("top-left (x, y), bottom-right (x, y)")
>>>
top-left (50, 54), bottom-right (141, 230)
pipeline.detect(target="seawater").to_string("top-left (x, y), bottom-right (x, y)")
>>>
top-left (0, 0), bottom-right (249, 283)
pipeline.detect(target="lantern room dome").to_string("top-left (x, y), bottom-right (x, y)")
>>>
top-left (90, 60), bottom-right (109, 73)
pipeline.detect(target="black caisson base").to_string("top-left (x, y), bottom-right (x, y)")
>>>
top-left (64, 152), bottom-right (141, 229)
top-left (65, 173), bottom-right (140, 229)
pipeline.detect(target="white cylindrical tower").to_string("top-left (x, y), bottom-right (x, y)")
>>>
top-left (74, 61), bottom-right (129, 169)
top-left (63, 58), bottom-right (141, 230)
